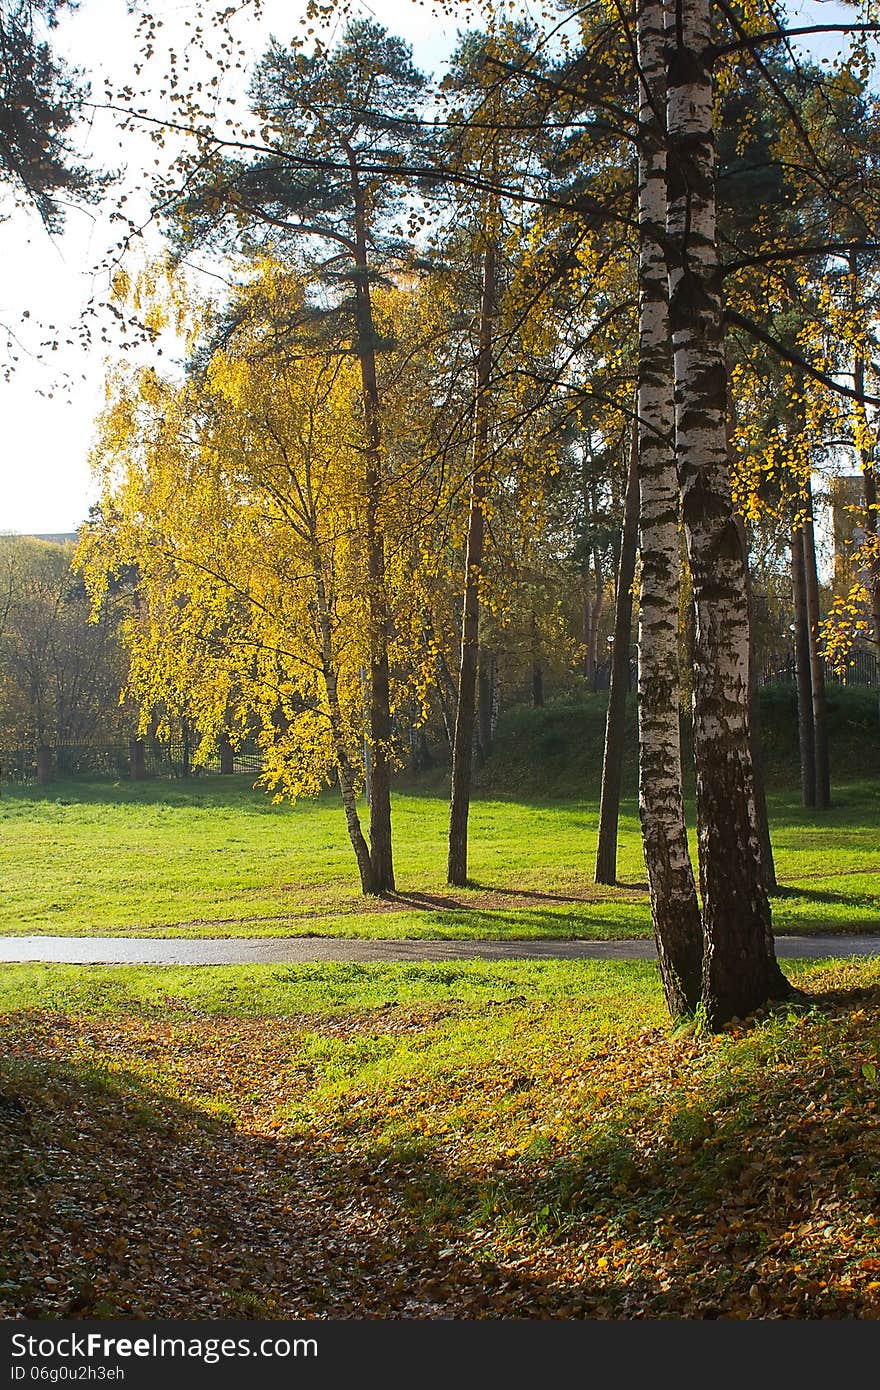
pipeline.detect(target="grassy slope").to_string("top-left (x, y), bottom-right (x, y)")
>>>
top-left (474, 683), bottom-right (880, 799)
top-left (0, 776), bottom-right (878, 937)
top-left (3, 957), bottom-right (880, 1317)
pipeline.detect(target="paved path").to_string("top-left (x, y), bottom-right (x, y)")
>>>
top-left (2, 935), bottom-right (880, 964)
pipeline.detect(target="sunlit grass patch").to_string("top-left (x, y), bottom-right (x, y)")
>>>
top-left (1, 776), bottom-right (877, 938)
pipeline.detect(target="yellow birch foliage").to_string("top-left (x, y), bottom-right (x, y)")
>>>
top-left (80, 259), bottom-right (445, 802)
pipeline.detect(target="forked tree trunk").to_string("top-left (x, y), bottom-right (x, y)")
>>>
top-left (791, 522), bottom-right (816, 807)
top-left (352, 171), bottom-right (395, 892)
top-left (448, 231), bottom-right (496, 887)
top-left (595, 427), bottom-right (638, 885)
top-left (665, 0), bottom-right (790, 1027)
top-left (801, 475), bottom-right (831, 809)
top-left (635, 0), bottom-right (703, 1015)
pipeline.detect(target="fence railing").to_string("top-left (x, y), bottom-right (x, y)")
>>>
top-left (0, 739), bottom-right (264, 784)
top-left (761, 644), bottom-right (879, 689)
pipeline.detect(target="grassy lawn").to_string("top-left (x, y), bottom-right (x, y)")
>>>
top-left (3, 956), bottom-right (880, 1317)
top-left (0, 775), bottom-right (878, 938)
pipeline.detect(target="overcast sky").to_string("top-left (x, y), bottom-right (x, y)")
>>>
top-left (0, 0), bottom-right (864, 535)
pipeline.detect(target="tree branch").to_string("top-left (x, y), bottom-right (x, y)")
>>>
top-left (725, 308), bottom-right (880, 406)
top-left (715, 22), bottom-right (880, 58)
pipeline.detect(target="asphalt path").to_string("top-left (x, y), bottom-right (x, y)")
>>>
top-left (2, 935), bottom-right (880, 964)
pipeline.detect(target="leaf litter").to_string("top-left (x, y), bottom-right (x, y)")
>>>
top-left (2, 959), bottom-right (880, 1319)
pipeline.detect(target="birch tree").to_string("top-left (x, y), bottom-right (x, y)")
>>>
top-left (634, 0), bottom-right (702, 1014)
top-left (665, 0), bottom-right (791, 1026)
top-left (81, 263), bottom-right (436, 895)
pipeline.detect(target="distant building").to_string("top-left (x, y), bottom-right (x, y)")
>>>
top-left (829, 474), bottom-right (866, 591)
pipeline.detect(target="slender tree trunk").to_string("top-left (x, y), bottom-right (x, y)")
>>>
top-left (36, 744), bottom-right (53, 786)
top-left (801, 475), bottom-right (831, 808)
top-left (635, 0), bottom-right (703, 1015)
top-left (490, 663), bottom-right (501, 737)
top-left (219, 731), bottom-right (234, 775)
top-left (588, 476), bottom-right (605, 683)
top-left (853, 352), bottom-right (880, 653)
top-left (532, 661), bottom-right (544, 708)
top-left (478, 648), bottom-right (494, 759)
top-left (435, 649), bottom-right (457, 753)
top-left (665, 0), bottom-right (790, 1027)
top-left (726, 385), bottom-right (776, 893)
top-left (791, 522), bottom-right (816, 807)
top-left (861, 452), bottom-right (880, 649)
top-left (595, 426), bottom-right (639, 885)
top-left (351, 172), bottom-right (394, 892)
top-left (129, 736), bottom-right (146, 781)
top-left (735, 517), bottom-right (777, 893)
top-left (589, 565), bottom-right (604, 686)
top-left (314, 548), bottom-right (374, 894)
top-left (583, 584), bottom-right (593, 681)
top-left (531, 614), bottom-right (544, 707)
top-left (448, 231), bottom-right (496, 887)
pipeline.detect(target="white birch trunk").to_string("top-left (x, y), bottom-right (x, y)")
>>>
top-left (665, 0), bottom-right (790, 1026)
top-left (636, 0), bottom-right (703, 1015)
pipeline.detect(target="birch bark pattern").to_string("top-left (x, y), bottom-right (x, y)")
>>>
top-left (595, 426), bottom-right (638, 886)
top-left (665, 0), bottom-right (789, 1025)
top-left (635, 0), bottom-right (702, 1013)
top-left (447, 231), bottom-right (496, 887)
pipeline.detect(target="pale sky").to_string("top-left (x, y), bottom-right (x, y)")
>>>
top-left (0, 0), bottom-right (866, 535)
top-left (0, 0), bottom-right (463, 534)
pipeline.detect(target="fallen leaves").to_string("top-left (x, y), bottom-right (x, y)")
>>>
top-left (2, 961), bottom-right (880, 1318)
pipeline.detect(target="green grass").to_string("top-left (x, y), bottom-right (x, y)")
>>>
top-left (0, 958), bottom-right (662, 1016)
top-left (3, 957), bottom-right (880, 1317)
top-left (1, 773), bottom-right (878, 937)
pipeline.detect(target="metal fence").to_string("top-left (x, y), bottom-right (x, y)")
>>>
top-left (762, 644), bottom-right (879, 689)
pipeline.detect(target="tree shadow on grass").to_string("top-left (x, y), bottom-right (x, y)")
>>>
top-left (464, 883), bottom-right (650, 903)
top-left (387, 905), bottom-right (654, 938)
top-left (5, 980), bottom-right (880, 1317)
top-left (0, 1038), bottom-right (601, 1320)
top-left (773, 883), bottom-right (880, 914)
